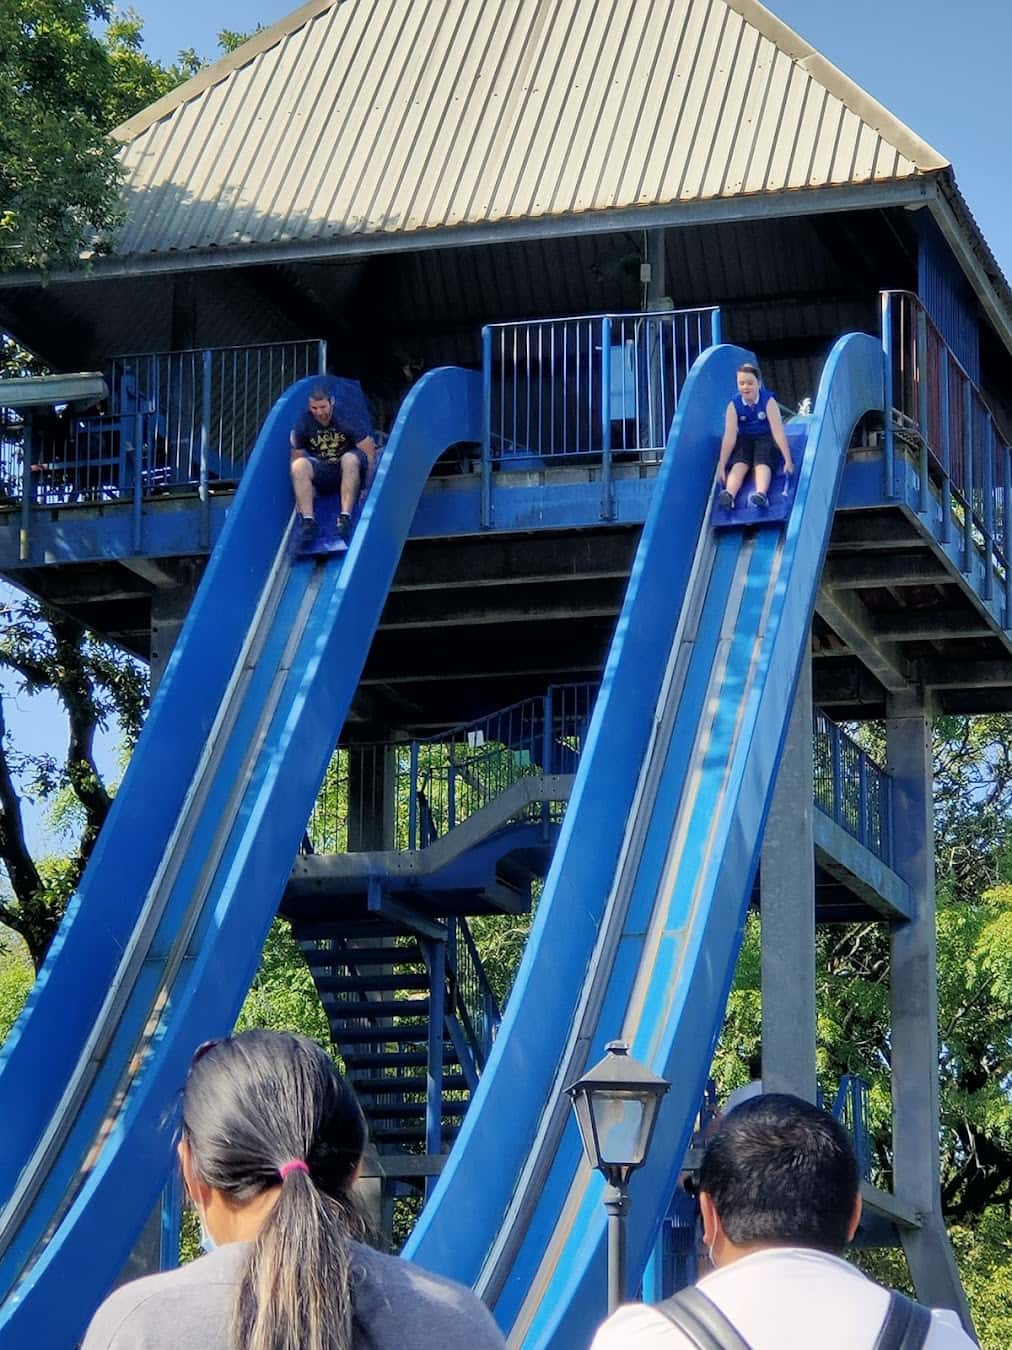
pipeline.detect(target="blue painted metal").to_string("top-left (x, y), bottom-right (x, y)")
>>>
top-left (0, 367), bottom-right (481, 1347)
top-left (402, 337), bottom-right (756, 1311)
top-left (812, 711), bottom-right (892, 864)
top-left (832, 1075), bottom-right (872, 1181)
top-left (600, 315), bottom-right (613, 521)
top-left (481, 325), bottom-right (493, 528)
top-left (963, 381), bottom-right (974, 574)
top-left (405, 336), bottom-right (883, 1346)
top-left (940, 364), bottom-right (952, 546)
top-left (709, 427), bottom-right (803, 530)
top-left (916, 304), bottom-right (930, 517)
top-left (983, 416), bottom-right (995, 602)
top-left (881, 291), bottom-right (896, 499)
top-left (158, 1168), bottom-right (182, 1272)
top-left (424, 934), bottom-right (446, 1191)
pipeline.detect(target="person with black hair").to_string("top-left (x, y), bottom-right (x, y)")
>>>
top-left (290, 379), bottom-right (378, 545)
top-left (591, 1093), bottom-right (976, 1349)
top-left (716, 364), bottom-right (793, 510)
top-left (81, 1030), bottom-right (506, 1350)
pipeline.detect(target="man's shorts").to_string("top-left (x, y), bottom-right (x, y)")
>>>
top-left (303, 449), bottom-right (369, 495)
top-left (727, 432), bottom-right (778, 471)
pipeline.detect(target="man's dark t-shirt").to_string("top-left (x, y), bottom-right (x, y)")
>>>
top-left (292, 378), bottom-right (374, 464)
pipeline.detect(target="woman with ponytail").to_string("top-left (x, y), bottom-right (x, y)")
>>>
top-left (82, 1030), bottom-right (506, 1350)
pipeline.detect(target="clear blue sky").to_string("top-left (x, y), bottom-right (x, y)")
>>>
top-left (123, 0), bottom-right (1012, 279)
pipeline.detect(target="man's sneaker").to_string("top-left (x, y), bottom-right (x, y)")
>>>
top-left (298, 514), bottom-right (319, 543)
top-left (337, 512), bottom-right (353, 542)
top-left (749, 490), bottom-right (769, 508)
top-left (717, 489), bottom-right (734, 510)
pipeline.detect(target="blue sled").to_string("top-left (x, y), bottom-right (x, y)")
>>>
top-left (291, 492), bottom-right (349, 559)
top-left (710, 421), bottom-right (807, 530)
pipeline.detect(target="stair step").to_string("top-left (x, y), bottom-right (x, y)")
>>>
top-left (303, 945), bottom-right (424, 971)
top-left (348, 1074), bottom-right (469, 1094)
top-left (362, 1102), bottom-right (467, 1122)
top-left (330, 1024), bottom-right (432, 1044)
top-left (316, 973), bottom-right (429, 993)
top-left (372, 1124), bottom-right (460, 1144)
top-left (325, 998), bottom-right (430, 1019)
top-left (345, 1047), bottom-right (458, 1069)
top-left (296, 920), bottom-right (406, 942)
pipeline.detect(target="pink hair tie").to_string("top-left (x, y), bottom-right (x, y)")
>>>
top-left (278, 1159), bottom-right (310, 1180)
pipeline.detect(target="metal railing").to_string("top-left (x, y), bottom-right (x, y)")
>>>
top-left (831, 1073), bottom-right (872, 1179)
top-left (481, 306), bottom-right (721, 524)
top-left (881, 290), bottom-right (1010, 609)
top-left (448, 916), bottom-right (501, 1068)
top-left (304, 683), bottom-right (598, 855)
top-left (1, 339), bottom-right (326, 513)
top-left (813, 711), bottom-right (892, 864)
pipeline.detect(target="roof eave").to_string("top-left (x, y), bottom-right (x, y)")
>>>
top-left (0, 178), bottom-right (937, 290)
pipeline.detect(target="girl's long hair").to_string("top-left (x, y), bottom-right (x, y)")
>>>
top-left (182, 1030), bottom-right (368, 1350)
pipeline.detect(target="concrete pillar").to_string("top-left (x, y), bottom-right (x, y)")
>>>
top-left (886, 692), bottom-right (973, 1331)
top-left (148, 565), bottom-right (200, 692)
top-left (760, 648), bottom-right (817, 1102)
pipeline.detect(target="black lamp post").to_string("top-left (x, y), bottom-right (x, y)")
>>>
top-left (566, 1040), bottom-right (670, 1314)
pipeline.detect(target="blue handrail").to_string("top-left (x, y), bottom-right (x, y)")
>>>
top-left (813, 711), bottom-right (892, 864)
top-left (880, 289), bottom-right (1011, 586)
top-left (480, 306), bottom-right (722, 526)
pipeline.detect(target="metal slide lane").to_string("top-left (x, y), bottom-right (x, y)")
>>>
top-left (0, 367), bottom-right (481, 1347)
top-left (403, 342), bottom-right (758, 1282)
top-left (406, 336), bottom-right (884, 1348)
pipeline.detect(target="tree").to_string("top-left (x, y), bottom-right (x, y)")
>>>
top-left (1, 3), bottom-right (252, 274)
top-left (0, 591), bottom-right (147, 965)
top-left (715, 714), bottom-right (1012, 1350)
top-left (1, 1), bottom-right (125, 272)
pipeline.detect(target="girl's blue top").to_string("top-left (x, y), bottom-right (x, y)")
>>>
top-left (733, 389), bottom-right (777, 438)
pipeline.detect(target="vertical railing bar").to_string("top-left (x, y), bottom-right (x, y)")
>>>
top-left (480, 325), bottom-right (492, 528)
top-left (940, 358), bottom-right (952, 545)
top-left (916, 302), bottom-right (930, 516)
top-left (601, 315), bottom-right (613, 520)
top-left (881, 291), bottom-right (896, 499)
top-left (983, 413), bottom-right (995, 602)
top-left (963, 381), bottom-right (974, 574)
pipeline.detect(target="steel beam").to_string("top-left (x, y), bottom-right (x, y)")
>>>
top-left (918, 657), bottom-right (1012, 689)
top-left (760, 650), bottom-right (816, 1101)
top-left (821, 554), bottom-right (949, 589)
top-left (867, 611), bottom-right (994, 641)
top-left (886, 693), bottom-right (974, 1332)
top-left (815, 585), bottom-right (912, 693)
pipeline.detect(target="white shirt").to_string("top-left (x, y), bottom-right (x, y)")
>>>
top-left (590, 1248), bottom-right (976, 1349)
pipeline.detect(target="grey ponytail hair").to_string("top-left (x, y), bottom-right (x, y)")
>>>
top-left (182, 1030), bottom-right (368, 1350)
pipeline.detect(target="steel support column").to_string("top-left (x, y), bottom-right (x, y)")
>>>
top-left (760, 648), bottom-right (816, 1101)
top-left (886, 693), bottom-right (973, 1334)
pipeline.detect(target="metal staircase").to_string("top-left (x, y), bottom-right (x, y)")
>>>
top-left (296, 914), bottom-right (498, 1161)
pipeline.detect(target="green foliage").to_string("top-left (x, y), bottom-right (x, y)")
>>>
top-left (234, 917), bottom-right (333, 1049)
top-left (949, 1210), bottom-right (1012, 1350)
top-left (0, 935), bottom-right (33, 1042)
top-left (0, 0), bottom-right (125, 270)
top-left (0, 3), bottom-right (252, 273)
top-left (96, 9), bottom-right (198, 131)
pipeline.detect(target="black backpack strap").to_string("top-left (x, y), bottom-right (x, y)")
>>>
top-left (873, 1291), bottom-right (933, 1350)
top-left (654, 1286), bottom-right (754, 1350)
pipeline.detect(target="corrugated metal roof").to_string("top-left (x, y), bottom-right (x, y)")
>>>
top-left (111, 0), bottom-right (949, 260)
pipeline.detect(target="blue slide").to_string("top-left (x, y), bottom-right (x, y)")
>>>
top-left (0, 368), bottom-right (481, 1346)
top-left (405, 334), bottom-right (884, 1346)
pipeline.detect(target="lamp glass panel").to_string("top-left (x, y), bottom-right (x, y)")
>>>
top-left (591, 1090), bottom-right (648, 1167)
